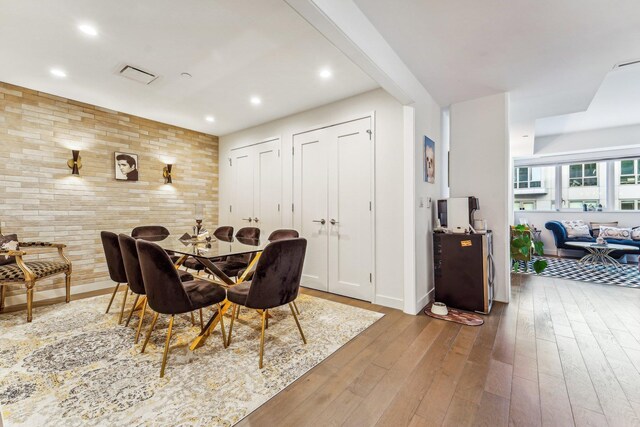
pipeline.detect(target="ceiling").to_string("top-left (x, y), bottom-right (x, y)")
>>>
top-left (353, 0), bottom-right (640, 146)
top-left (0, 0), bottom-right (378, 136)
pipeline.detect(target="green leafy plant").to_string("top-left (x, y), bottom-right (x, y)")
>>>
top-left (510, 224), bottom-right (548, 274)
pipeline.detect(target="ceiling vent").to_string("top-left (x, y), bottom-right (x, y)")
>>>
top-left (118, 65), bottom-right (158, 84)
top-left (613, 59), bottom-right (640, 70)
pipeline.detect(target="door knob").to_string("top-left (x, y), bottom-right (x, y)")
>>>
top-left (253, 217), bottom-right (259, 223)
top-left (312, 219), bottom-right (326, 225)
top-left (242, 217), bottom-right (252, 222)
top-left (330, 219), bottom-right (339, 225)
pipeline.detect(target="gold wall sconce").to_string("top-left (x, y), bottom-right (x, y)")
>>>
top-left (163, 164), bottom-right (172, 184)
top-left (67, 150), bottom-right (82, 175)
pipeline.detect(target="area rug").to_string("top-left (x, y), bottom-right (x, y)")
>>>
top-left (424, 303), bottom-right (484, 326)
top-left (0, 292), bottom-right (383, 426)
top-left (516, 256), bottom-right (640, 288)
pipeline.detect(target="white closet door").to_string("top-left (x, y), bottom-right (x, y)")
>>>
top-left (253, 139), bottom-right (281, 237)
top-left (230, 147), bottom-right (255, 231)
top-left (327, 117), bottom-right (373, 301)
top-left (293, 129), bottom-right (328, 291)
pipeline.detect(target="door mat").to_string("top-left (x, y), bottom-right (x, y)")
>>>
top-left (424, 302), bottom-right (484, 326)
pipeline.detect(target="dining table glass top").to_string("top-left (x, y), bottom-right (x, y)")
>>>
top-left (140, 234), bottom-right (266, 259)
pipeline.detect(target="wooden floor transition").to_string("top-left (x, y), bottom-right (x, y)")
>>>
top-left (241, 275), bottom-right (640, 427)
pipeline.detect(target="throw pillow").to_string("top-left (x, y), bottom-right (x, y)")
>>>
top-left (0, 234), bottom-right (19, 266)
top-left (590, 221), bottom-right (619, 238)
top-left (566, 225), bottom-right (591, 238)
top-left (632, 227), bottom-right (640, 241)
top-left (599, 226), bottom-right (632, 240)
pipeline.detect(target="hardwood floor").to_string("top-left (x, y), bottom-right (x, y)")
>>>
top-left (240, 276), bottom-right (640, 427)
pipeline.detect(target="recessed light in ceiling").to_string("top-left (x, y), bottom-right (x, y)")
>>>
top-left (205, 116), bottom-right (215, 122)
top-left (50, 68), bottom-right (67, 78)
top-left (78, 24), bottom-right (98, 37)
top-left (319, 68), bottom-right (332, 79)
top-left (250, 96), bottom-right (262, 105)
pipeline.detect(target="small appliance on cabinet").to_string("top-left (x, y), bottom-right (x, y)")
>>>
top-left (433, 231), bottom-right (494, 314)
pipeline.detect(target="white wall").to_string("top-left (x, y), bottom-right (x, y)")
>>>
top-left (535, 124), bottom-right (640, 155)
top-left (513, 210), bottom-right (640, 256)
top-left (413, 100), bottom-right (444, 312)
top-left (219, 88), bottom-right (408, 309)
top-left (450, 93), bottom-right (511, 303)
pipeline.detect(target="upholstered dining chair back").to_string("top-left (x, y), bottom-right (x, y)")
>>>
top-left (131, 225), bottom-right (170, 240)
top-left (100, 231), bottom-right (128, 283)
top-left (136, 239), bottom-right (192, 315)
top-left (213, 226), bottom-right (234, 241)
top-left (268, 229), bottom-right (299, 241)
top-left (118, 234), bottom-right (145, 295)
top-left (236, 227), bottom-right (260, 240)
top-left (244, 238), bottom-right (307, 310)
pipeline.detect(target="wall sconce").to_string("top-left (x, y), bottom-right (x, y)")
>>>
top-left (163, 164), bottom-right (173, 184)
top-left (67, 150), bottom-right (82, 175)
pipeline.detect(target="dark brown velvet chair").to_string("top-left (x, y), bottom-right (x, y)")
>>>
top-left (132, 225), bottom-right (180, 263)
top-left (100, 231), bottom-right (130, 324)
top-left (226, 238), bottom-right (307, 368)
top-left (118, 234), bottom-right (195, 343)
top-left (267, 229), bottom-right (299, 240)
top-left (136, 239), bottom-right (228, 377)
top-left (213, 227), bottom-right (261, 279)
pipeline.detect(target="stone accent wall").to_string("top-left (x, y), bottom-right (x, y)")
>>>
top-left (0, 81), bottom-right (218, 304)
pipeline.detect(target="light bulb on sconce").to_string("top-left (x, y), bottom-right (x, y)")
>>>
top-left (67, 150), bottom-right (82, 175)
top-left (163, 164), bottom-right (173, 184)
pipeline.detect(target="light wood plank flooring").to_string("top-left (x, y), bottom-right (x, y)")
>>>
top-left (240, 275), bottom-right (640, 427)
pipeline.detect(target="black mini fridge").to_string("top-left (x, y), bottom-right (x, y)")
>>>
top-left (432, 231), bottom-right (494, 314)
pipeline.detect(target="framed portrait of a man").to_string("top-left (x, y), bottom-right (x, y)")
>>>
top-left (114, 152), bottom-right (139, 181)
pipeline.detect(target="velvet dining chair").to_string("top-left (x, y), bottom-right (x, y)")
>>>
top-left (100, 231), bottom-right (130, 324)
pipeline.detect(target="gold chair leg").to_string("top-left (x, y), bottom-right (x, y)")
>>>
top-left (227, 304), bottom-right (237, 346)
top-left (259, 309), bottom-right (267, 369)
top-left (199, 308), bottom-right (204, 331)
top-left (190, 311), bottom-right (196, 326)
top-left (106, 283), bottom-right (120, 314)
top-left (289, 303), bottom-right (307, 344)
top-left (26, 286), bottom-right (34, 323)
top-left (160, 315), bottom-right (175, 378)
top-left (293, 300), bottom-right (300, 315)
top-left (141, 312), bottom-right (159, 353)
top-left (0, 285), bottom-right (5, 312)
top-left (125, 294), bottom-right (140, 327)
top-left (118, 285), bottom-right (129, 325)
top-left (134, 299), bottom-right (148, 344)
top-left (65, 273), bottom-right (71, 303)
top-left (218, 304), bottom-right (227, 348)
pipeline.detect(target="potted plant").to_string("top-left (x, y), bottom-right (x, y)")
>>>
top-left (510, 224), bottom-right (548, 274)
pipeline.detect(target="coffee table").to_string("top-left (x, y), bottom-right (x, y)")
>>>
top-left (565, 241), bottom-right (638, 271)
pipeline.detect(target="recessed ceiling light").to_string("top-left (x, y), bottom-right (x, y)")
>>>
top-left (78, 24), bottom-right (98, 37)
top-left (50, 68), bottom-right (67, 78)
top-left (250, 96), bottom-right (262, 105)
top-left (205, 116), bottom-right (215, 122)
top-left (319, 68), bottom-right (332, 79)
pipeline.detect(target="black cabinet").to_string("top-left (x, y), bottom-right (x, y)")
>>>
top-left (433, 232), bottom-right (494, 314)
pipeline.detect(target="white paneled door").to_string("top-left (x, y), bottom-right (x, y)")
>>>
top-left (293, 117), bottom-right (373, 301)
top-left (229, 138), bottom-right (281, 237)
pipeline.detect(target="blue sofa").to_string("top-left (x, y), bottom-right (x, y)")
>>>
top-left (545, 220), bottom-right (640, 257)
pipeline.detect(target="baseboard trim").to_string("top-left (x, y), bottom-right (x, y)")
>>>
top-left (415, 288), bottom-right (434, 314)
top-left (3, 280), bottom-right (115, 309)
top-left (374, 294), bottom-right (404, 310)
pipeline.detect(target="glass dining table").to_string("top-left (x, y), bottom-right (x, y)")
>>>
top-left (146, 233), bottom-right (267, 350)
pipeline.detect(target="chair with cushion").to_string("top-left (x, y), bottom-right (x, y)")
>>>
top-left (0, 233), bottom-right (72, 322)
top-left (267, 229), bottom-right (299, 241)
top-left (132, 225), bottom-right (180, 263)
top-left (212, 227), bottom-right (261, 279)
top-left (100, 231), bottom-right (130, 324)
top-left (136, 239), bottom-right (228, 377)
top-left (226, 238), bottom-right (307, 368)
top-left (118, 234), bottom-right (195, 343)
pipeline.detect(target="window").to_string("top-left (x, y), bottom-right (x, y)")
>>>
top-left (561, 162), bottom-right (606, 209)
top-left (514, 167), bottom-right (542, 189)
top-left (514, 200), bottom-right (537, 210)
top-left (620, 159), bottom-right (640, 185)
top-left (614, 159), bottom-right (640, 211)
top-left (568, 163), bottom-right (598, 187)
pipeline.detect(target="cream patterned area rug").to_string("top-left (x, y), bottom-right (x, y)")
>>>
top-left (0, 292), bottom-right (383, 426)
